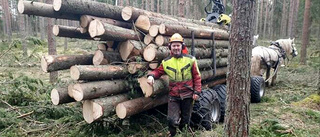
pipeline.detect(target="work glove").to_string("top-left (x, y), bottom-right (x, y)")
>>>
top-left (147, 76), bottom-right (154, 86)
top-left (193, 91), bottom-right (200, 100)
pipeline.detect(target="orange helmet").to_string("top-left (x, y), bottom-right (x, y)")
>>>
top-left (169, 33), bottom-right (184, 43)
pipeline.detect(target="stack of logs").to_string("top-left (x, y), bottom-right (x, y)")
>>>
top-left (19, 0), bottom-right (229, 124)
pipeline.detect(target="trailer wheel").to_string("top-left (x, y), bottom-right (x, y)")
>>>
top-left (250, 76), bottom-right (265, 103)
top-left (191, 88), bottom-right (220, 130)
top-left (212, 84), bottom-right (226, 122)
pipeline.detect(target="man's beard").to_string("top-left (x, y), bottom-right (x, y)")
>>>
top-left (172, 51), bottom-right (182, 58)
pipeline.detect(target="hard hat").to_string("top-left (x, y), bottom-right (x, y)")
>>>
top-left (169, 33), bottom-right (184, 43)
top-left (200, 18), bottom-right (206, 22)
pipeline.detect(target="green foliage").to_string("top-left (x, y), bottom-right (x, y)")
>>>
top-left (250, 119), bottom-right (290, 137)
top-left (0, 108), bottom-right (20, 130)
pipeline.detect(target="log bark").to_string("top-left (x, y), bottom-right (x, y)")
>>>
top-left (41, 54), bottom-right (93, 72)
top-left (197, 58), bottom-right (228, 70)
top-left (128, 62), bottom-right (149, 74)
top-left (92, 50), bottom-right (122, 65)
top-left (202, 78), bottom-right (226, 89)
top-left (143, 46), bottom-right (228, 62)
top-left (159, 24), bottom-right (229, 40)
top-left (119, 40), bottom-right (146, 61)
top-left (116, 95), bottom-right (168, 119)
top-left (138, 76), bottom-right (169, 97)
top-left (143, 34), bottom-right (154, 45)
top-left (121, 6), bottom-right (221, 29)
top-left (155, 35), bottom-right (229, 48)
top-left (18, 0), bottom-right (80, 20)
top-left (52, 25), bottom-right (92, 40)
top-left (72, 80), bottom-right (130, 101)
top-left (201, 67), bottom-right (228, 81)
top-left (53, 0), bottom-right (123, 20)
top-left (80, 15), bottom-right (132, 29)
top-left (82, 93), bottom-right (129, 123)
top-left (89, 19), bottom-right (142, 41)
top-left (70, 65), bottom-right (129, 81)
top-left (51, 87), bottom-right (75, 105)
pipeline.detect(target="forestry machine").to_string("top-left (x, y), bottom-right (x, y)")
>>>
top-left (203, 0), bottom-right (231, 26)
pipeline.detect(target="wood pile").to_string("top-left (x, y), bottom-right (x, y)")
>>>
top-left (19, 0), bottom-right (229, 123)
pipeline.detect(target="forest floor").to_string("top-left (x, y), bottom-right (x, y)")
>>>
top-left (0, 36), bottom-right (319, 137)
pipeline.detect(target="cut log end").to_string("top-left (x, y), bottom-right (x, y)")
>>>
top-left (72, 84), bottom-right (84, 101)
top-left (41, 55), bottom-right (54, 73)
top-left (116, 103), bottom-right (127, 119)
top-left (53, 0), bottom-right (62, 11)
top-left (97, 43), bottom-right (107, 51)
top-left (155, 35), bottom-right (164, 46)
top-left (17, 0), bottom-right (24, 13)
top-left (52, 25), bottom-right (59, 36)
top-left (93, 50), bottom-right (107, 65)
top-left (138, 77), bottom-right (153, 97)
top-left (50, 89), bottom-right (60, 105)
top-left (88, 20), bottom-right (105, 38)
top-left (143, 45), bottom-right (157, 62)
top-left (119, 41), bottom-right (134, 61)
top-left (83, 100), bottom-right (103, 124)
top-left (149, 62), bottom-right (159, 69)
top-left (158, 24), bottom-right (166, 34)
top-left (80, 15), bottom-right (91, 28)
top-left (143, 34), bottom-right (153, 45)
top-left (70, 66), bottom-right (80, 80)
top-left (121, 7), bottom-right (133, 21)
top-left (135, 15), bottom-right (150, 32)
top-left (67, 84), bottom-right (74, 98)
top-left (149, 25), bottom-right (159, 37)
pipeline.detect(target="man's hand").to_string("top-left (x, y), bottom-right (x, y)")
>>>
top-left (192, 94), bottom-right (199, 100)
top-left (147, 76), bottom-right (154, 86)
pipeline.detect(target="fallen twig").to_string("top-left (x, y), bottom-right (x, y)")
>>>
top-left (17, 111), bottom-right (34, 118)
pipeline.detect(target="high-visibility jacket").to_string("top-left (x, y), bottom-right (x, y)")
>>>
top-left (148, 54), bottom-right (201, 99)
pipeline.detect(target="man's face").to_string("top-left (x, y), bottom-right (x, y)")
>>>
top-left (170, 42), bottom-right (182, 57)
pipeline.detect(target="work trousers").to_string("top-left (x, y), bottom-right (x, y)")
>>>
top-left (167, 96), bottom-right (193, 137)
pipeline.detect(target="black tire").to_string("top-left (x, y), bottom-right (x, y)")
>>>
top-left (212, 84), bottom-right (226, 122)
top-left (250, 76), bottom-right (265, 103)
top-left (190, 88), bottom-right (220, 130)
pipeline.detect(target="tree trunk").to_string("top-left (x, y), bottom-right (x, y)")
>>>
top-left (268, 0), bottom-right (274, 39)
top-left (47, 0), bottom-right (58, 83)
top-left (80, 15), bottom-right (132, 29)
top-left (300, 0), bottom-right (310, 65)
top-left (157, 0), bottom-right (160, 13)
top-left (158, 23), bottom-right (229, 40)
top-left (70, 65), bottom-right (130, 81)
top-left (138, 76), bottom-right (169, 97)
top-left (51, 87), bottom-right (75, 105)
top-left (92, 50), bottom-right (122, 65)
top-left (150, 0), bottom-right (154, 12)
top-left (119, 40), bottom-right (146, 61)
top-left (178, 0), bottom-right (185, 17)
top-left (18, 0), bottom-right (80, 20)
top-left (52, 25), bottom-right (91, 40)
top-left (53, 0), bottom-right (123, 20)
top-left (83, 93), bottom-right (129, 123)
top-left (280, 0), bottom-right (288, 37)
top-left (88, 19), bottom-right (143, 41)
top-left (292, 0), bottom-right (300, 38)
top-left (155, 35), bottom-right (230, 48)
top-left (255, 0), bottom-right (259, 35)
top-left (72, 80), bottom-right (130, 101)
top-left (263, 1), bottom-right (269, 38)
top-left (164, 0), bottom-right (168, 15)
top-left (225, 0), bottom-right (254, 136)
top-left (19, 13), bottom-right (27, 56)
top-left (2, 0), bottom-right (12, 41)
top-left (116, 95), bottom-right (168, 119)
top-left (41, 54), bottom-right (93, 72)
top-left (259, 0), bottom-right (264, 35)
top-left (287, 0), bottom-right (295, 38)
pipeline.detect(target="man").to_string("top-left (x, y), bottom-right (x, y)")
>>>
top-left (147, 33), bottom-right (201, 136)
